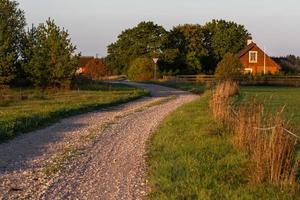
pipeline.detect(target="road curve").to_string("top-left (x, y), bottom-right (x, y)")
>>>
top-left (0, 83), bottom-right (198, 200)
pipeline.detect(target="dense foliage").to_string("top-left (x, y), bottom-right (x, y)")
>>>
top-left (127, 57), bottom-right (154, 81)
top-left (0, 0), bottom-right (79, 89)
top-left (107, 20), bottom-right (250, 75)
top-left (84, 58), bottom-right (109, 80)
top-left (106, 22), bottom-right (167, 75)
top-left (161, 24), bottom-right (208, 74)
top-left (273, 55), bottom-right (300, 74)
top-left (0, 0), bottom-right (26, 84)
top-left (22, 19), bottom-right (79, 89)
top-left (215, 53), bottom-right (243, 80)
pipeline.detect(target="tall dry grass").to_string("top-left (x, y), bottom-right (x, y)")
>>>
top-left (233, 102), bottom-right (299, 186)
top-left (210, 81), bottom-right (299, 187)
top-left (210, 80), bottom-right (239, 130)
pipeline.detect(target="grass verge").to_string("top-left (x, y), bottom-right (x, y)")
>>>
top-left (147, 92), bottom-right (299, 200)
top-left (0, 82), bottom-right (147, 141)
top-left (149, 81), bottom-right (205, 94)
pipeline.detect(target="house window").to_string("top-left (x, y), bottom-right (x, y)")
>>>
top-left (249, 51), bottom-right (258, 63)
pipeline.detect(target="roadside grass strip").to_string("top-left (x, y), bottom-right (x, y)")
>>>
top-left (147, 92), bottom-right (299, 200)
top-left (0, 83), bottom-right (147, 142)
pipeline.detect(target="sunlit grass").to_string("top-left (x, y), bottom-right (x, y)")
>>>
top-left (147, 93), bottom-right (299, 200)
top-left (240, 86), bottom-right (300, 132)
top-left (0, 83), bottom-right (147, 141)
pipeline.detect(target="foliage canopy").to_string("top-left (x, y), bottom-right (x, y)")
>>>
top-left (0, 0), bottom-right (26, 84)
top-left (22, 19), bottom-right (79, 88)
top-left (215, 52), bottom-right (244, 80)
top-left (107, 19), bottom-right (250, 75)
top-left (106, 21), bottom-right (167, 74)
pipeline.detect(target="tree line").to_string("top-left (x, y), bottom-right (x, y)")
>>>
top-left (273, 55), bottom-right (300, 75)
top-left (0, 0), bottom-right (79, 89)
top-left (106, 20), bottom-right (251, 76)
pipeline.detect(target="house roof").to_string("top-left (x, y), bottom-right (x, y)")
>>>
top-left (237, 41), bottom-right (281, 70)
top-left (79, 56), bottom-right (94, 67)
top-left (237, 42), bottom-right (256, 58)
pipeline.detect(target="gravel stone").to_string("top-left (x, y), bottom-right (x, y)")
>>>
top-left (0, 83), bottom-right (198, 200)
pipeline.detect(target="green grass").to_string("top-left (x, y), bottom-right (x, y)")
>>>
top-left (239, 86), bottom-right (300, 132)
top-left (0, 82), bottom-right (147, 141)
top-left (151, 81), bottom-right (205, 94)
top-left (148, 93), bottom-right (299, 200)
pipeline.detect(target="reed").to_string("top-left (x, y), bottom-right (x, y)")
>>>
top-left (211, 81), bottom-right (299, 187)
top-left (210, 80), bottom-right (239, 130)
top-left (234, 101), bottom-right (299, 186)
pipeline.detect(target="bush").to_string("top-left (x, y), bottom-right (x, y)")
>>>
top-left (215, 53), bottom-right (243, 80)
top-left (85, 58), bottom-right (109, 80)
top-left (127, 58), bottom-right (155, 81)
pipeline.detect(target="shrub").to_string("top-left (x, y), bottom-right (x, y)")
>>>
top-left (85, 58), bottom-right (109, 80)
top-left (127, 58), bottom-right (154, 81)
top-left (215, 53), bottom-right (243, 80)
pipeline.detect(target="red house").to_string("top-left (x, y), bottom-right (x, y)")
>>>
top-left (237, 39), bottom-right (280, 74)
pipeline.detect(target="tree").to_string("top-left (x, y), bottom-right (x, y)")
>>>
top-left (22, 19), bottom-right (79, 89)
top-left (203, 19), bottom-right (250, 70)
top-left (85, 58), bottom-right (109, 79)
top-left (164, 24), bottom-right (209, 74)
top-left (106, 21), bottom-right (167, 74)
top-left (0, 0), bottom-right (26, 84)
top-left (273, 55), bottom-right (300, 75)
top-left (127, 57), bottom-right (154, 81)
top-left (215, 53), bottom-right (243, 80)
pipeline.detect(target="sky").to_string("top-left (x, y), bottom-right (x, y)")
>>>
top-left (18, 0), bottom-right (300, 57)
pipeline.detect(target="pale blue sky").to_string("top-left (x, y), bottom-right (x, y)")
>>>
top-left (18, 0), bottom-right (300, 57)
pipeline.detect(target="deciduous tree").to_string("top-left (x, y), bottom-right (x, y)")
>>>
top-left (164, 24), bottom-right (208, 74)
top-left (204, 19), bottom-right (250, 68)
top-left (106, 21), bottom-right (167, 74)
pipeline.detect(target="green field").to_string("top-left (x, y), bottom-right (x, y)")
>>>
top-left (0, 83), bottom-right (147, 141)
top-left (147, 93), bottom-right (299, 200)
top-left (240, 86), bottom-right (300, 132)
top-left (157, 82), bottom-right (300, 132)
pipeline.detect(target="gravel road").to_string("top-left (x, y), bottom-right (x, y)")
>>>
top-left (0, 83), bottom-right (198, 200)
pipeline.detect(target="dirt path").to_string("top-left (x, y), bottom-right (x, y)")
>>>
top-left (0, 83), bottom-right (198, 200)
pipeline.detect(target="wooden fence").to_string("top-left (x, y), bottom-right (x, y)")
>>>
top-left (163, 75), bottom-right (300, 86)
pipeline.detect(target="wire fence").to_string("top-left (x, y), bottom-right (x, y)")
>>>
top-left (229, 106), bottom-right (300, 140)
top-left (162, 75), bottom-right (300, 86)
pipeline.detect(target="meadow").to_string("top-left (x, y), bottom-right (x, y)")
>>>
top-left (147, 82), bottom-right (300, 199)
top-left (158, 82), bottom-right (300, 131)
top-left (239, 86), bottom-right (300, 131)
top-left (0, 83), bottom-right (147, 141)
top-left (147, 93), bottom-right (299, 199)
